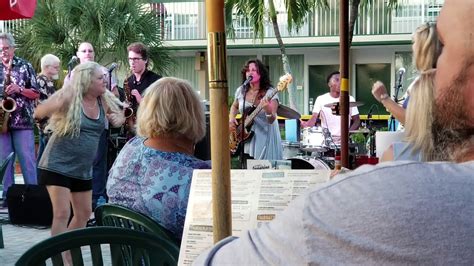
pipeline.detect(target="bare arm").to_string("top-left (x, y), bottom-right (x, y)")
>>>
top-left (34, 90), bottom-right (71, 120)
top-left (380, 144), bottom-right (395, 162)
top-left (262, 98), bottom-right (278, 124)
top-left (301, 112), bottom-right (319, 128)
top-left (372, 81), bottom-right (406, 124)
top-left (229, 99), bottom-right (240, 130)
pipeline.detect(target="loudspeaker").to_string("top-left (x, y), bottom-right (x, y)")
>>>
top-left (6, 184), bottom-right (53, 226)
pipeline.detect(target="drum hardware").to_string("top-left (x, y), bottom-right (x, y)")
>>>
top-left (288, 156), bottom-right (331, 170)
top-left (323, 101), bottom-right (364, 116)
top-left (277, 104), bottom-right (301, 119)
top-left (282, 141), bottom-right (302, 159)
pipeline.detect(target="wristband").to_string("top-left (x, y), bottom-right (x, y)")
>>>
top-left (265, 113), bottom-right (273, 118)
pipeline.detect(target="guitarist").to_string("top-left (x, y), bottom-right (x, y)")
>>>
top-left (229, 59), bottom-right (283, 167)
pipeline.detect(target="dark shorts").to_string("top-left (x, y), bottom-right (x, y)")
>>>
top-left (38, 169), bottom-right (92, 192)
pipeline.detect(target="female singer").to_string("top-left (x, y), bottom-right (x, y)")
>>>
top-left (34, 61), bottom-right (125, 244)
top-left (229, 59), bottom-right (283, 164)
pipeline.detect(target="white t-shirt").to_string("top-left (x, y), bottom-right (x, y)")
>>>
top-left (312, 92), bottom-right (359, 142)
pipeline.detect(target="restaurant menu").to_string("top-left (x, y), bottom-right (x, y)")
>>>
top-left (178, 169), bottom-right (331, 265)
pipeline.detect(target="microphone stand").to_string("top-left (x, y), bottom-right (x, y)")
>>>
top-left (388, 76), bottom-right (403, 131)
top-left (240, 84), bottom-right (248, 169)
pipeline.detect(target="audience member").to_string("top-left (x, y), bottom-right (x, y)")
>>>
top-left (381, 69), bottom-right (436, 161)
top-left (0, 33), bottom-right (39, 207)
top-left (35, 62), bottom-right (124, 241)
top-left (194, 1), bottom-right (474, 264)
top-left (372, 22), bottom-right (439, 124)
top-left (107, 77), bottom-right (211, 241)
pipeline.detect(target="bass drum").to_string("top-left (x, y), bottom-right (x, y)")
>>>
top-left (288, 157), bottom-right (331, 170)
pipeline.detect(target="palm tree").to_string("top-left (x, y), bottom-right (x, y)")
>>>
top-left (349, 0), bottom-right (399, 45)
top-left (225, 0), bottom-right (327, 112)
top-left (13, 0), bottom-right (173, 76)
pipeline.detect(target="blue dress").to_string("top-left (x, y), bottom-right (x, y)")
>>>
top-left (234, 86), bottom-right (283, 160)
top-left (107, 136), bottom-right (211, 240)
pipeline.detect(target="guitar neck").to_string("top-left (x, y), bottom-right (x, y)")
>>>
top-left (243, 89), bottom-right (278, 128)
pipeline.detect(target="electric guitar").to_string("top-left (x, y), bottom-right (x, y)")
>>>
top-left (229, 73), bottom-right (293, 155)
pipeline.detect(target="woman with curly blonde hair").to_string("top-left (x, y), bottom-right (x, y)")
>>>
top-left (34, 61), bottom-right (125, 243)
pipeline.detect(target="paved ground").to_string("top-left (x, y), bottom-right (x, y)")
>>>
top-left (0, 216), bottom-right (51, 265)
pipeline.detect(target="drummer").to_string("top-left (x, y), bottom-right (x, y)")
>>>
top-left (301, 71), bottom-right (360, 144)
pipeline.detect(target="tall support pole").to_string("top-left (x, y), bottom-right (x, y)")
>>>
top-left (339, 0), bottom-right (350, 168)
top-left (206, 0), bottom-right (232, 242)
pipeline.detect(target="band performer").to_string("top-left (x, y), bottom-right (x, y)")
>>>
top-left (124, 42), bottom-right (161, 134)
top-left (229, 59), bottom-right (283, 164)
top-left (301, 71), bottom-right (360, 145)
top-left (0, 33), bottom-right (39, 206)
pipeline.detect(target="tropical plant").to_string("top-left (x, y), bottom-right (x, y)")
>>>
top-left (13, 0), bottom-right (173, 76)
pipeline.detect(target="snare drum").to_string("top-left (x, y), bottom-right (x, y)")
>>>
top-left (301, 127), bottom-right (327, 152)
top-left (282, 141), bottom-right (301, 159)
top-left (288, 157), bottom-right (331, 170)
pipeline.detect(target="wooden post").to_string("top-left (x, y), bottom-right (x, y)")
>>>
top-left (206, 0), bottom-right (232, 242)
top-left (339, 0), bottom-right (350, 168)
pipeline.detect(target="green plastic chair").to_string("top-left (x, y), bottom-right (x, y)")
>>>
top-left (0, 151), bottom-right (15, 249)
top-left (95, 204), bottom-right (180, 247)
top-left (15, 226), bottom-right (179, 266)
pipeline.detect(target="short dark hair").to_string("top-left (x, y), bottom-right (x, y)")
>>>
top-left (326, 71), bottom-right (340, 84)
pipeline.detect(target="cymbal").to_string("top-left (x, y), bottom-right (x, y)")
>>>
top-left (324, 101), bottom-right (365, 108)
top-left (277, 104), bottom-right (301, 119)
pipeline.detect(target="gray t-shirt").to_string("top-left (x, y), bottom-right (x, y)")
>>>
top-left (195, 160), bottom-right (474, 265)
top-left (39, 100), bottom-right (105, 180)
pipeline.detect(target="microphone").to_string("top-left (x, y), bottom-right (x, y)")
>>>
top-left (108, 63), bottom-right (118, 73)
top-left (367, 104), bottom-right (376, 119)
top-left (242, 75), bottom-right (253, 88)
top-left (67, 56), bottom-right (78, 66)
top-left (397, 67), bottom-right (406, 85)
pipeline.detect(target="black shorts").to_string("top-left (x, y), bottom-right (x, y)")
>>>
top-left (38, 169), bottom-right (92, 192)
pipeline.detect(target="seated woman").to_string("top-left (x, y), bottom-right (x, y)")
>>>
top-left (107, 77), bottom-right (211, 241)
top-left (380, 69), bottom-right (435, 162)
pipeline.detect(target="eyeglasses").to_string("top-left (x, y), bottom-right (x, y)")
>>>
top-left (0, 46), bottom-right (12, 51)
top-left (128, 57), bottom-right (143, 62)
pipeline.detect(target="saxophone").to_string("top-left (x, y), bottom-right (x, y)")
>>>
top-left (123, 73), bottom-right (137, 136)
top-left (1, 64), bottom-right (17, 134)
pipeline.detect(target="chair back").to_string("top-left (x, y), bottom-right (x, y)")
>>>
top-left (95, 204), bottom-right (180, 246)
top-left (15, 226), bottom-right (179, 266)
top-left (0, 152), bottom-right (14, 184)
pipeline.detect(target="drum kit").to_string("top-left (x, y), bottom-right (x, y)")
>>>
top-left (281, 101), bottom-right (369, 170)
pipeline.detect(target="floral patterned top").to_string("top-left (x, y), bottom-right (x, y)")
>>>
top-left (107, 136), bottom-right (211, 240)
top-left (36, 74), bottom-right (56, 132)
top-left (0, 56), bottom-right (38, 129)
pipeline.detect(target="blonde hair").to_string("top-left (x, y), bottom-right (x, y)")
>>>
top-left (413, 23), bottom-right (439, 71)
top-left (404, 69), bottom-right (436, 161)
top-left (40, 54), bottom-right (60, 71)
top-left (136, 77), bottom-right (205, 143)
top-left (49, 61), bottom-right (122, 137)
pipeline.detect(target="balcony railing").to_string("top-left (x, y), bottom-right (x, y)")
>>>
top-left (158, 0), bottom-right (442, 41)
top-left (2, 0), bottom-right (443, 41)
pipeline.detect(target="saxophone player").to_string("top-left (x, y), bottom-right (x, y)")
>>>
top-left (0, 33), bottom-right (39, 207)
top-left (125, 42), bottom-right (161, 112)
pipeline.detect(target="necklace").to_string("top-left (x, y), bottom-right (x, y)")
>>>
top-left (82, 100), bottom-right (97, 109)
